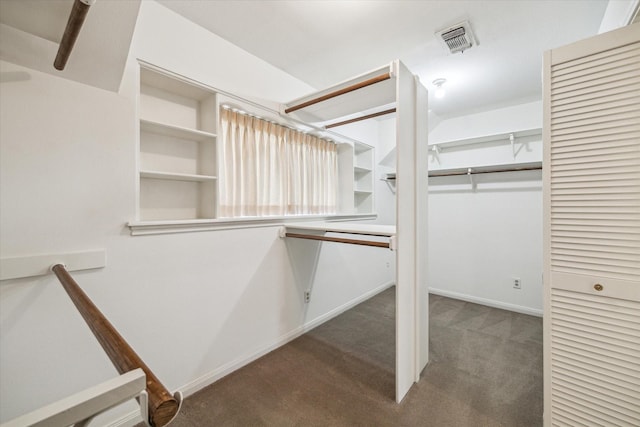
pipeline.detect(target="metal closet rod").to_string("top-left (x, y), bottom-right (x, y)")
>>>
top-left (325, 108), bottom-right (397, 129)
top-left (284, 72), bottom-right (392, 114)
top-left (284, 232), bottom-right (391, 248)
top-left (51, 264), bottom-right (180, 427)
top-left (429, 164), bottom-right (543, 177)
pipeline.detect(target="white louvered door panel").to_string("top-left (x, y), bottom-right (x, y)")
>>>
top-left (543, 24), bottom-right (640, 427)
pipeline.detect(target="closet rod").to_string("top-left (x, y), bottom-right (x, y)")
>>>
top-left (325, 108), bottom-right (396, 129)
top-left (284, 72), bottom-right (392, 114)
top-left (51, 264), bottom-right (180, 427)
top-left (285, 232), bottom-right (390, 249)
top-left (429, 164), bottom-right (542, 178)
top-left (54, 0), bottom-right (94, 70)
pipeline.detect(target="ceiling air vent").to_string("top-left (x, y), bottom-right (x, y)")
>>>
top-left (436, 21), bottom-right (477, 54)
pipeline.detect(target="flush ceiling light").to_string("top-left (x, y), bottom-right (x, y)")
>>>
top-left (433, 78), bottom-right (447, 99)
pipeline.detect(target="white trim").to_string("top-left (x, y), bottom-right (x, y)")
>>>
top-left (302, 281), bottom-right (395, 332)
top-left (127, 214), bottom-right (377, 236)
top-left (429, 287), bottom-right (543, 317)
top-left (1, 370), bottom-right (145, 427)
top-left (0, 249), bottom-right (106, 281)
top-left (106, 281), bottom-right (394, 427)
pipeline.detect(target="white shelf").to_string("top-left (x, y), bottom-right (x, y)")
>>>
top-left (140, 170), bottom-right (217, 182)
top-left (285, 222), bottom-right (395, 237)
top-left (140, 119), bottom-right (216, 143)
top-left (430, 128), bottom-right (542, 149)
top-left (354, 141), bottom-right (374, 154)
top-left (354, 166), bottom-right (372, 174)
top-left (354, 190), bottom-right (373, 195)
top-left (282, 64), bottom-right (396, 123)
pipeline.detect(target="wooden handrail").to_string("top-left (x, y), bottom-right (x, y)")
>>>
top-left (285, 232), bottom-right (390, 248)
top-left (284, 72), bottom-right (392, 114)
top-left (51, 264), bottom-right (179, 427)
top-left (54, 0), bottom-right (93, 70)
top-left (325, 108), bottom-right (396, 129)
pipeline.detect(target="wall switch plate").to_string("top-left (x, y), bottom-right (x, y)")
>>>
top-left (304, 290), bottom-right (311, 303)
top-left (513, 278), bottom-right (521, 289)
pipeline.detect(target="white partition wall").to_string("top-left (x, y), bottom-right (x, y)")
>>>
top-left (543, 23), bottom-right (640, 426)
top-left (283, 60), bottom-right (429, 403)
top-left (395, 63), bottom-right (430, 399)
top-left (415, 76), bottom-right (430, 376)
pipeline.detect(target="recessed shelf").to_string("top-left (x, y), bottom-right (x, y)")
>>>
top-left (140, 119), bottom-right (216, 142)
top-left (354, 166), bottom-right (372, 174)
top-left (352, 141), bottom-right (374, 214)
top-left (138, 65), bottom-right (218, 222)
top-left (354, 142), bottom-right (374, 154)
top-left (140, 170), bottom-right (217, 182)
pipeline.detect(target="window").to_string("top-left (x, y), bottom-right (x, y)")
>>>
top-left (219, 107), bottom-right (337, 218)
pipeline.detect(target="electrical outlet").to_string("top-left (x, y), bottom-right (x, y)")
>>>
top-left (513, 278), bottom-right (521, 289)
top-left (304, 290), bottom-right (311, 303)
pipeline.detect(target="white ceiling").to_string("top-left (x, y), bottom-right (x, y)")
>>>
top-left (157, 0), bottom-right (609, 118)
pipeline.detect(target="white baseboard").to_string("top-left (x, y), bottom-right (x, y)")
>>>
top-left (301, 281), bottom-right (395, 333)
top-left (108, 281), bottom-right (395, 427)
top-left (429, 287), bottom-right (543, 317)
top-left (109, 411), bottom-right (142, 427)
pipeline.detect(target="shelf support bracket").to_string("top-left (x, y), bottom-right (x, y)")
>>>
top-left (429, 145), bottom-right (441, 165)
top-left (510, 133), bottom-right (516, 159)
top-left (467, 168), bottom-right (477, 191)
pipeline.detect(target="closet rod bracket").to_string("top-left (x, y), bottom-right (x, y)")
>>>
top-left (140, 390), bottom-right (184, 427)
top-left (389, 236), bottom-right (397, 251)
top-left (510, 133), bottom-right (516, 159)
top-left (467, 168), bottom-right (478, 191)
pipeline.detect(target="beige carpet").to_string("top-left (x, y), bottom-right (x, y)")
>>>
top-left (142, 287), bottom-right (543, 426)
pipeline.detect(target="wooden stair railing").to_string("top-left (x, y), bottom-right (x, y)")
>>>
top-left (51, 264), bottom-right (179, 427)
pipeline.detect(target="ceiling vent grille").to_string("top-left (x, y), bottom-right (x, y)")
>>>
top-left (436, 21), bottom-right (477, 54)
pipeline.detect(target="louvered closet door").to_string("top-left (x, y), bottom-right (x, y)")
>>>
top-left (543, 24), bottom-right (640, 427)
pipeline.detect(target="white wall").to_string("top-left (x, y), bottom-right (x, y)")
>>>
top-left (367, 101), bottom-right (543, 315)
top-left (429, 101), bottom-right (542, 144)
top-left (0, 2), bottom-right (393, 425)
top-left (427, 101), bottom-right (543, 315)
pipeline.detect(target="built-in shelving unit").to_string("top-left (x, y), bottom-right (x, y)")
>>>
top-left (132, 64), bottom-right (380, 232)
top-left (353, 141), bottom-right (374, 213)
top-left (138, 66), bottom-right (218, 221)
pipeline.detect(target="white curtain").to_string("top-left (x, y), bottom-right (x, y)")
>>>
top-left (219, 108), bottom-right (337, 217)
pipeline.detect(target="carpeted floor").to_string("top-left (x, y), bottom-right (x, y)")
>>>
top-left (145, 287), bottom-right (543, 426)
